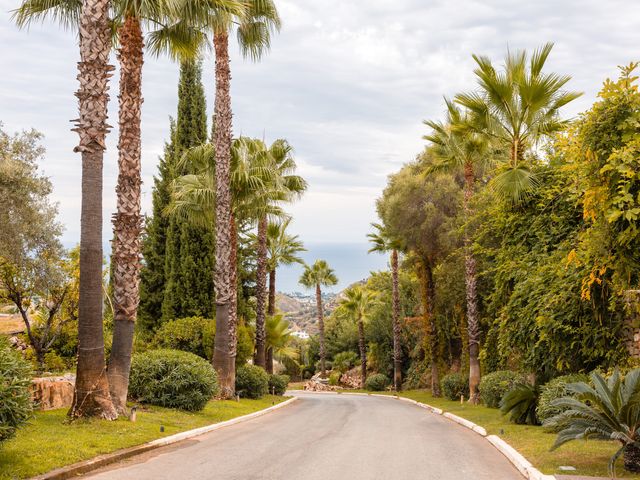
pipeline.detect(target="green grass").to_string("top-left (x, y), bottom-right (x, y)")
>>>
top-left (379, 390), bottom-right (633, 479)
top-left (0, 396), bottom-right (286, 479)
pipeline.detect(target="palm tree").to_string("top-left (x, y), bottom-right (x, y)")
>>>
top-left (367, 222), bottom-right (403, 391)
top-left (299, 260), bottom-right (338, 377)
top-left (424, 100), bottom-right (490, 403)
top-left (455, 43), bottom-right (581, 203)
top-left (265, 314), bottom-right (298, 375)
top-left (169, 137), bottom-right (283, 395)
top-left (194, 0), bottom-right (280, 396)
top-left (254, 140), bottom-right (306, 369)
top-left (266, 218), bottom-right (306, 316)
top-left (72, 0), bottom-right (116, 419)
top-left (335, 285), bottom-right (376, 387)
top-left (545, 370), bottom-right (640, 475)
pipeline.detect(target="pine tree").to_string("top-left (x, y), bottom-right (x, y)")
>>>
top-left (138, 60), bottom-right (215, 333)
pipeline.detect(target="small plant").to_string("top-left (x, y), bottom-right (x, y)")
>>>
top-left (0, 337), bottom-right (33, 442)
top-left (128, 349), bottom-right (218, 411)
top-left (365, 373), bottom-right (390, 391)
top-left (328, 371), bottom-right (341, 386)
top-left (441, 372), bottom-right (469, 401)
top-left (154, 317), bottom-right (215, 359)
top-left (500, 383), bottom-right (540, 425)
top-left (536, 373), bottom-right (589, 428)
top-left (268, 374), bottom-right (290, 396)
top-left (332, 351), bottom-right (358, 373)
top-left (545, 369), bottom-right (640, 475)
top-left (236, 364), bottom-right (269, 399)
top-left (479, 370), bottom-right (525, 408)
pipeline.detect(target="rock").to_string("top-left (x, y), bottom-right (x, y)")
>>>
top-left (340, 367), bottom-right (362, 389)
top-left (303, 380), bottom-right (340, 392)
top-left (31, 374), bottom-right (75, 411)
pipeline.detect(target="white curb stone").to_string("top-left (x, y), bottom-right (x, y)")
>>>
top-left (443, 412), bottom-right (486, 436)
top-left (149, 396), bottom-right (298, 446)
top-left (487, 435), bottom-right (533, 478)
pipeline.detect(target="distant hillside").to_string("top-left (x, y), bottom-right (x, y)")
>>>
top-left (276, 292), bottom-right (337, 335)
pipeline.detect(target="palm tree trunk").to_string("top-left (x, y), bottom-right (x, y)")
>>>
top-left (315, 283), bottom-right (326, 376)
top-left (266, 347), bottom-right (273, 374)
top-left (268, 269), bottom-right (276, 316)
top-left (254, 216), bottom-right (268, 368)
top-left (358, 318), bottom-right (367, 388)
top-left (108, 14), bottom-right (144, 415)
top-left (212, 31), bottom-right (235, 398)
top-left (69, 0), bottom-right (117, 420)
top-left (391, 249), bottom-right (402, 391)
top-left (463, 162), bottom-right (481, 404)
top-left (419, 259), bottom-right (440, 397)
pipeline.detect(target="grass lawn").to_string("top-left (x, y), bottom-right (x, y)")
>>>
top-left (0, 396), bottom-right (286, 480)
top-left (364, 389), bottom-right (630, 479)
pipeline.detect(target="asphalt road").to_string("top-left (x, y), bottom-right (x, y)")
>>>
top-left (86, 392), bottom-right (522, 480)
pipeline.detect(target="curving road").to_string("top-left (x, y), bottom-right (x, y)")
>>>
top-left (86, 392), bottom-right (521, 480)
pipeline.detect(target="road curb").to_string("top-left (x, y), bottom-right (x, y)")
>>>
top-left (30, 396), bottom-right (298, 480)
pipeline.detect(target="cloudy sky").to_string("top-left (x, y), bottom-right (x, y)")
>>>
top-left (1, 0), bottom-right (638, 291)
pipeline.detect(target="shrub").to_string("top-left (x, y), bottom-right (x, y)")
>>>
top-left (128, 349), bottom-right (218, 411)
top-left (365, 373), bottom-right (390, 391)
top-left (479, 370), bottom-right (525, 408)
top-left (154, 317), bottom-right (215, 359)
top-left (328, 371), bottom-right (341, 386)
top-left (236, 364), bottom-right (269, 399)
top-left (500, 383), bottom-right (540, 425)
top-left (0, 337), bottom-right (33, 442)
top-left (268, 374), bottom-right (290, 396)
top-left (441, 372), bottom-right (469, 401)
top-left (43, 351), bottom-right (68, 372)
top-left (536, 373), bottom-right (590, 426)
top-left (545, 370), bottom-right (640, 474)
top-left (333, 351), bottom-right (358, 373)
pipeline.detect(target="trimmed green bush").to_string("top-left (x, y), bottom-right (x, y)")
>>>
top-left (365, 373), bottom-right (390, 391)
top-left (0, 337), bottom-right (33, 442)
top-left (328, 371), bottom-right (341, 386)
top-left (479, 370), bottom-right (525, 408)
top-left (441, 372), bottom-right (469, 401)
top-left (128, 349), bottom-right (218, 411)
top-left (268, 374), bottom-right (290, 396)
top-left (236, 364), bottom-right (269, 399)
top-left (333, 351), bottom-right (358, 373)
top-left (154, 317), bottom-right (215, 359)
top-left (537, 373), bottom-right (590, 427)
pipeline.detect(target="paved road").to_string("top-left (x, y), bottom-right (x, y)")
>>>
top-left (86, 392), bottom-right (521, 480)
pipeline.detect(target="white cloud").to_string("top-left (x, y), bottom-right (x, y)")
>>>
top-left (1, 0), bottom-right (639, 256)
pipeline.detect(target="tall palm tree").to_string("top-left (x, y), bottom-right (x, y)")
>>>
top-left (266, 218), bottom-right (306, 316)
top-left (72, 0), bottom-right (116, 419)
top-left (254, 140), bottom-right (306, 369)
top-left (169, 137), bottom-right (283, 395)
top-left (193, 0), bottom-right (280, 396)
top-left (367, 222), bottom-right (403, 390)
top-left (424, 100), bottom-right (490, 403)
top-left (455, 43), bottom-right (581, 203)
top-left (335, 285), bottom-right (376, 387)
top-left (299, 260), bottom-right (338, 377)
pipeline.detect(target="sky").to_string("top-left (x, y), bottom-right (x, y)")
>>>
top-left (1, 0), bottom-right (639, 292)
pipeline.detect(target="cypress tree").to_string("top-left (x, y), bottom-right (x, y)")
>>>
top-left (138, 60), bottom-right (215, 333)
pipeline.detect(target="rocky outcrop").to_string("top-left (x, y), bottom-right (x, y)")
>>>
top-left (31, 374), bottom-right (75, 411)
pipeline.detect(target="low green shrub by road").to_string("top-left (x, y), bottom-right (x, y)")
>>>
top-left (0, 396), bottom-right (286, 480)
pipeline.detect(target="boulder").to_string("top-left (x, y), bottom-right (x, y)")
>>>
top-left (31, 374), bottom-right (75, 411)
